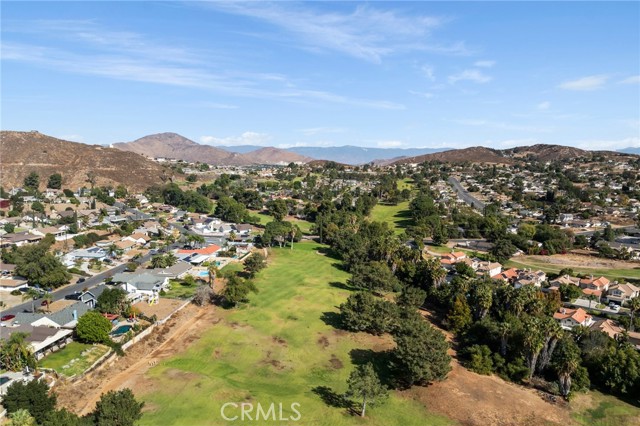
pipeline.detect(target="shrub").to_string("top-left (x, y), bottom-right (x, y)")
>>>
top-left (463, 344), bottom-right (494, 375)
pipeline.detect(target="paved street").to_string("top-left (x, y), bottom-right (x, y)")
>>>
top-left (448, 176), bottom-right (486, 211)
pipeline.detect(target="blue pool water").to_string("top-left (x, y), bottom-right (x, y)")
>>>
top-left (0, 377), bottom-right (11, 386)
top-left (197, 271), bottom-right (209, 277)
top-left (110, 325), bottom-right (132, 336)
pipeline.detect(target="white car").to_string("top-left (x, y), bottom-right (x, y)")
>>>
top-left (610, 304), bottom-right (621, 312)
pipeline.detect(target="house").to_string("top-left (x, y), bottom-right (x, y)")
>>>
top-left (591, 319), bottom-right (640, 350)
top-left (606, 283), bottom-right (640, 306)
top-left (30, 226), bottom-right (65, 238)
top-left (0, 325), bottom-right (73, 360)
top-left (475, 261), bottom-right (502, 278)
top-left (114, 239), bottom-right (137, 253)
top-left (111, 272), bottom-right (169, 298)
top-left (0, 232), bottom-right (43, 248)
top-left (0, 262), bottom-right (17, 276)
top-left (0, 277), bottom-right (28, 292)
top-left (13, 301), bottom-right (91, 329)
top-left (123, 233), bottom-right (151, 246)
top-left (579, 276), bottom-right (611, 293)
top-left (513, 270), bottom-right (547, 289)
top-left (177, 244), bottom-right (222, 264)
top-left (147, 261), bottom-right (193, 280)
top-left (549, 275), bottom-right (581, 289)
top-left (440, 251), bottom-right (467, 269)
top-left (64, 246), bottom-right (107, 266)
top-left (492, 267), bottom-right (519, 283)
top-left (553, 307), bottom-right (594, 330)
top-left (235, 224), bottom-right (253, 235)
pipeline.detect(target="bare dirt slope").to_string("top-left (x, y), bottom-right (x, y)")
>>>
top-left (55, 304), bottom-right (219, 416)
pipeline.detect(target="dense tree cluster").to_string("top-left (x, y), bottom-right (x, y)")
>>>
top-left (1, 239), bottom-right (70, 288)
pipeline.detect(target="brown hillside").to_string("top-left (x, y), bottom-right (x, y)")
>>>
top-left (246, 147), bottom-right (311, 164)
top-left (0, 131), bottom-right (171, 191)
top-left (113, 132), bottom-right (252, 166)
top-left (395, 146), bottom-right (513, 165)
top-left (114, 132), bottom-right (312, 165)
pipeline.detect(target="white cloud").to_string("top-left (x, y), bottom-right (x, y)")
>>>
top-left (448, 69), bottom-right (492, 84)
top-left (376, 140), bottom-right (405, 148)
top-left (558, 75), bottom-right (608, 91)
top-left (421, 65), bottom-right (435, 81)
top-left (200, 132), bottom-right (272, 146)
top-left (408, 90), bottom-right (434, 99)
top-left (296, 127), bottom-right (346, 136)
top-left (573, 137), bottom-right (639, 150)
top-left (452, 119), bottom-right (552, 133)
top-left (211, 3), bottom-right (466, 63)
top-left (619, 75), bottom-right (640, 84)
top-left (537, 101), bottom-right (551, 110)
top-left (474, 60), bottom-right (495, 68)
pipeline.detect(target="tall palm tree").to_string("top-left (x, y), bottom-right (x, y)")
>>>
top-left (228, 231), bottom-right (237, 243)
top-left (628, 296), bottom-right (640, 332)
top-left (587, 294), bottom-right (598, 309)
top-left (150, 255), bottom-right (165, 269)
top-left (207, 264), bottom-right (219, 290)
top-left (164, 252), bottom-right (178, 267)
top-left (41, 292), bottom-right (53, 312)
top-left (22, 288), bottom-right (41, 313)
top-left (106, 243), bottom-right (119, 259)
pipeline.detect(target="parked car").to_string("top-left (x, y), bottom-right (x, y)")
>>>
top-left (77, 277), bottom-right (86, 283)
top-left (1, 314), bottom-right (15, 322)
top-left (65, 292), bottom-right (82, 301)
top-left (611, 304), bottom-right (621, 312)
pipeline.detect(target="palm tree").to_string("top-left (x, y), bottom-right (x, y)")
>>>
top-left (150, 255), bottom-right (165, 269)
top-left (0, 332), bottom-right (36, 371)
top-left (41, 292), bottom-right (53, 312)
top-left (106, 243), bottom-right (119, 259)
top-left (586, 294), bottom-right (598, 309)
top-left (228, 231), bottom-right (237, 243)
top-left (22, 288), bottom-right (41, 313)
top-left (628, 296), bottom-right (640, 332)
top-left (207, 264), bottom-right (219, 289)
top-left (164, 252), bottom-right (178, 267)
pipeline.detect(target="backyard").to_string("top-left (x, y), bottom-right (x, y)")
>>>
top-left (137, 242), bottom-right (452, 426)
top-left (40, 342), bottom-right (110, 378)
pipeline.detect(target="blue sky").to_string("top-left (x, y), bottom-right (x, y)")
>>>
top-left (2, 1), bottom-right (639, 150)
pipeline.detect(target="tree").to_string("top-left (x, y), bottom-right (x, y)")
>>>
top-left (13, 242), bottom-right (70, 289)
top-left (76, 311), bottom-right (112, 344)
top-left (346, 362), bottom-right (388, 417)
top-left (150, 255), bottom-right (166, 269)
top-left (207, 264), bottom-right (219, 289)
top-left (97, 288), bottom-right (128, 315)
top-left (46, 173), bottom-right (62, 189)
top-left (552, 335), bottom-right (583, 398)
top-left (628, 297), bottom-right (640, 332)
top-left (469, 277), bottom-right (494, 320)
top-left (339, 292), bottom-right (378, 333)
top-left (41, 409), bottom-right (85, 426)
top-left (2, 379), bottom-right (56, 424)
top-left (222, 274), bottom-right (258, 307)
top-left (23, 172), bottom-right (40, 192)
top-left (490, 239), bottom-right (517, 263)
top-left (42, 292), bottom-right (53, 312)
top-left (92, 389), bottom-right (144, 426)
top-left (244, 252), bottom-right (266, 278)
top-left (348, 261), bottom-right (398, 293)
top-left (391, 315), bottom-right (451, 386)
top-left (0, 332), bottom-right (36, 372)
top-left (8, 409), bottom-right (36, 426)
top-left (396, 286), bottom-right (426, 310)
top-left (193, 286), bottom-right (214, 306)
top-left (22, 288), bottom-right (41, 313)
top-left (266, 199), bottom-right (289, 221)
top-left (447, 295), bottom-right (472, 334)
top-left (4, 223), bottom-right (16, 233)
top-left (164, 252), bottom-right (178, 267)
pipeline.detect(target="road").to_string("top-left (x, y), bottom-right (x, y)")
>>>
top-left (447, 176), bottom-right (486, 211)
top-left (1, 205), bottom-right (190, 317)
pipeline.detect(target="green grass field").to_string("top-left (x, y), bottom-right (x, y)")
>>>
top-left (369, 201), bottom-right (412, 234)
top-left (163, 280), bottom-right (201, 299)
top-left (40, 342), bottom-right (110, 378)
top-left (139, 242), bottom-right (452, 426)
top-left (571, 391), bottom-right (640, 426)
top-left (250, 211), bottom-right (314, 235)
top-left (505, 259), bottom-right (640, 281)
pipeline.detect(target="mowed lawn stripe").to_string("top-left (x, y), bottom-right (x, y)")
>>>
top-left (139, 242), bottom-right (452, 426)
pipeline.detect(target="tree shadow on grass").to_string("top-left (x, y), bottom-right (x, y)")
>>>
top-left (311, 386), bottom-right (358, 415)
top-left (328, 281), bottom-right (356, 291)
top-left (393, 209), bottom-right (414, 229)
top-left (320, 311), bottom-right (343, 329)
top-left (314, 246), bottom-right (342, 260)
top-left (349, 348), bottom-right (396, 389)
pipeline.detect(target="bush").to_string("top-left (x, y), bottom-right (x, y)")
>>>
top-left (76, 311), bottom-right (112, 344)
top-left (11, 289), bottom-right (22, 296)
top-left (463, 344), bottom-right (494, 375)
top-left (501, 357), bottom-right (530, 383)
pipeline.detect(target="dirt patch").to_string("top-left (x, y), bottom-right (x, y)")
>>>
top-left (328, 354), bottom-right (343, 370)
top-left (272, 336), bottom-right (287, 346)
top-left (133, 298), bottom-right (186, 321)
top-left (54, 305), bottom-right (221, 416)
top-left (519, 254), bottom-right (640, 271)
top-left (317, 335), bottom-right (330, 349)
top-left (407, 308), bottom-right (573, 426)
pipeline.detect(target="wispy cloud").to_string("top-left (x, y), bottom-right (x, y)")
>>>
top-left (474, 60), bottom-right (495, 68)
top-left (1, 20), bottom-right (403, 110)
top-left (448, 69), bottom-right (492, 84)
top-left (452, 119), bottom-right (552, 133)
top-left (200, 132), bottom-right (271, 146)
top-left (376, 140), bottom-right (405, 148)
top-left (421, 65), bottom-right (436, 81)
top-left (619, 75), bottom-right (640, 84)
top-left (296, 127), bottom-right (346, 136)
top-left (537, 101), bottom-right (551, 111)
top-left (211, 3), bottom-right (466, 63)
top-left (409, 90), bottom-right (435, 99)
top-left (558, 74), bottom-right (608, 91)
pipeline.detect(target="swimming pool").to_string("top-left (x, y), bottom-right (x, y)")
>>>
top-left (110, 325), bottom-right (132, 336)
top-left (197, 271), bottom-right (209, 277)
top-left (0, 376), bottom-right (11, 386)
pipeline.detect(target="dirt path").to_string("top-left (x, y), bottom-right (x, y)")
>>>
top-left (55, 304), bottom-right (220, 416)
